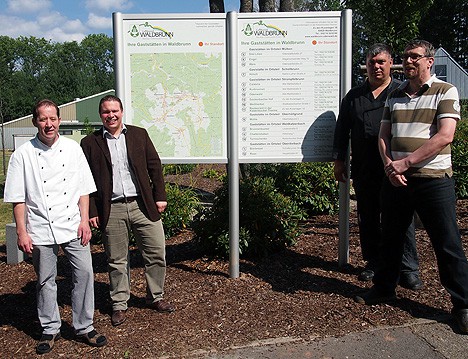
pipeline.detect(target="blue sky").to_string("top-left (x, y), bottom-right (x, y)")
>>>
top-left (0, 0), bottom-right (240, 42)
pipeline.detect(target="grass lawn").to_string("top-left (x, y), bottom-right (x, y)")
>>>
top-left (0, 150), bottom-right (13, 244)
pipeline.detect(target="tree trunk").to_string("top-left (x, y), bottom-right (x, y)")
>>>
top-left (259, 0), bottom-right (276, 12)
top-left (209, 0), bottom-right (225, 13)
top-left (240, 0), bottom-right (253, 12)
top-left (279, 0), bottom-right (294, 12)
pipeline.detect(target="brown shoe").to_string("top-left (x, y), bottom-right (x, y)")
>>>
top-left (149, 300), bottom-right (175, 313)
top-left (76, 329), bottom-right (107, 347)
top-left (111, 310), bottom-right (127, 326)
top-left (36, 332), bottom-right (61, 354)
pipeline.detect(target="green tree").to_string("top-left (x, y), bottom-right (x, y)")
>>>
top-left (80, 34), bottom-right (114, 92)
top-left (8, 37), bottom-right (53, 118)
top-left (0, 34), bottom-right (114, 121)
top-left (259, 0), bottom-right (277, 11)
top-left (209, 0), bottom-right (225, 12)
top-left (419, 0), bottom-right (468, 69)
top-left (240, 0), bottom-right (253, 12)
top-left (297, 0), bottom-right (343, 11)
top-left (0, 36), bottom-right (20, 122)
top-left (42, 41), bottom-right (88, 104)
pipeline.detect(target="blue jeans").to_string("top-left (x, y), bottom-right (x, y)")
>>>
top-left (375, 176), bottom-right (468, 309)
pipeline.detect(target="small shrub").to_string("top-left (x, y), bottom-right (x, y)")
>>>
top-left (193, 176), bottom-right (305, 258)
top-left (162, 183), bottom-right (202, 238)
top-left (163, 164), bottom-right (197, 175)
top-left (240, 162), bottom-right (339, 215)
top-left (274, 162), bottom-right (339, 215)
top-left (202, 168), bottom-right (226, 181)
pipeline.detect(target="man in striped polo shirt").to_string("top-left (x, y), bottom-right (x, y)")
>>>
top-left (354, 39), bottom-right (468, 334)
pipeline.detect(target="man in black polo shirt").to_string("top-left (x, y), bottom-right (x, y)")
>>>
top-left (332, 43), bottom-right (422, 290)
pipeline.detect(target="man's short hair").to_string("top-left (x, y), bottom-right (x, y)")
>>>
top-left (99, 95), bottom-right (123, 113)
top-left (367, 43), bottom-right (393, 58)
top-left (32, 99), bottom-right (60, 121)
top-left (404, 39), bottom-right (436, 57)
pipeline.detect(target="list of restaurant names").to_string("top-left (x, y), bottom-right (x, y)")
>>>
top-left (238, 16), bottom-right (341, 162)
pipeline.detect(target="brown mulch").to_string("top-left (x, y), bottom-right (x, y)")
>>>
top-left (1, 164), bottom-right (467, 358)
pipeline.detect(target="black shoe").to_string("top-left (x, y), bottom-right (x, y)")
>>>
top-left (452, 308), bottom-right (468, 334)
top-left (354, 287), bottom-right (396, 305)
top-left (358, 269), bottom-right (375, 282)
top-left (399, 273), bottom-right (423, 291)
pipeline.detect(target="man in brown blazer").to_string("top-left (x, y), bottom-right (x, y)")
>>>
top-left (81, 95), bottom-right (174, 327)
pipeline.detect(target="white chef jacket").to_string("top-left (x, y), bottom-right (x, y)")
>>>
top-left (4, 135), bottom-right (97, 245)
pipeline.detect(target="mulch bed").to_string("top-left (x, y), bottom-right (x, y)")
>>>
top-left (1, 166), bottom-right (467, 358)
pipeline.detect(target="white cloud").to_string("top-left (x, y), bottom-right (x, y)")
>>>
top-left (37, 11), bottom-right (67, 27)
top-left (0, 14), bottom-right (42, 38)
top-left (7, 0), bottom-right (52, 14)
top-left (85, 0), bottom-right (133, 12)
top-left (43, 27), bottom-right (86, 42)
top-left (0, 13), bottom-right (86, 42)
top-left (63, 19), bottom-right (87, 33)
top-left (87, 13), bottom-right (112, 30)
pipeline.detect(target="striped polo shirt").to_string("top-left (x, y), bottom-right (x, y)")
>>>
top-left (382, 75), bottom-right (461, 178)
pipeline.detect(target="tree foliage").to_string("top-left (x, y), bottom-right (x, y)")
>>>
top-left (419, 0), bottom-right (468, 69)
top-left (209, 0), bottom-right (225, 12)
top-left (0, 34), bottom-right (114, 122)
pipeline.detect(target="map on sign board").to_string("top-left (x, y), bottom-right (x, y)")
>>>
top-left (118, 16), bottom-right (227, 162)
top-left (129, 52), bottom-right (224, 159)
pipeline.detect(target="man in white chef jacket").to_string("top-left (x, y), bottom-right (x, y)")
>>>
top-left (3, 99), bottom-right (107, 354)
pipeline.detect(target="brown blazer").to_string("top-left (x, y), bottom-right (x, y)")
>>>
top-left (80, 125), bottom-right (167, 230)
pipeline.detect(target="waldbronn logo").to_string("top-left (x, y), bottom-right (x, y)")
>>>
top-left (241, 20), bottom-right (287, 37)
top-left (128, 22), bottom-right (174, 38)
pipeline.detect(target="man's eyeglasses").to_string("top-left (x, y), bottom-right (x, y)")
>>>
top-left (402, 53), bottom-right (429, 62)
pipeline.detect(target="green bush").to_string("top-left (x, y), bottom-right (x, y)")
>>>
top-left (240, 162), bottom-right (339, 215)
top-left (453, 118), bottom-right (468, 198)
top-left (163, 164), bottom-right (197, 175)
top-left (162, 183), bottom-right (202, 238)
top-left (273, 163), bottom-right (339, 215)
top-left (202, 168), bottom-right (226, 181)
top-left (193, 176), bottom-right (305, 258)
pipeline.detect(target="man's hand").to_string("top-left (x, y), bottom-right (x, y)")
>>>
top-left (333, 160), bottom-right (348, 183)
top-left (156, 201), bottom-right (167, 213)
top-left (13, 203), bottom-right (33, 254)
top-left (78, 220), bottom-right (92, 246)
top-left (384, 159), bottom-right (409, 178)
top-left (89, 217), bottom-right (100, 228)
top-left (17, 232), bottom-right (33, 255)
top-left (384, 159), bottom-right (409, 187)
top-left (388, 172), bottom-right (407, 187)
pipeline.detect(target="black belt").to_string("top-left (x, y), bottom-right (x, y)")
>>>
top-left (111, 196), bottom-right (139, 204)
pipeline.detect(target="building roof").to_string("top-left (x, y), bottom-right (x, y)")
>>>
top-left (3, 89), bottom-right (115, 128)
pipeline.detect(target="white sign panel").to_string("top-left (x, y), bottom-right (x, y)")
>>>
top-left (237, 14), bottom-right (341, 162)
top-left (118, 15), bottom-right (227, 163)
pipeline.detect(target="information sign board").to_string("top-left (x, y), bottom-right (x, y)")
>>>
top-left (115, 14), bottom-right (227, 163)
top-left (237, 13), bottom-right (341, 162)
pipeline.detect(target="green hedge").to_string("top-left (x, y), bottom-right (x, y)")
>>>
top-left (193, 176), bottom-right (305, 258)
top-left (453, 118), bottom-right (468, 198)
